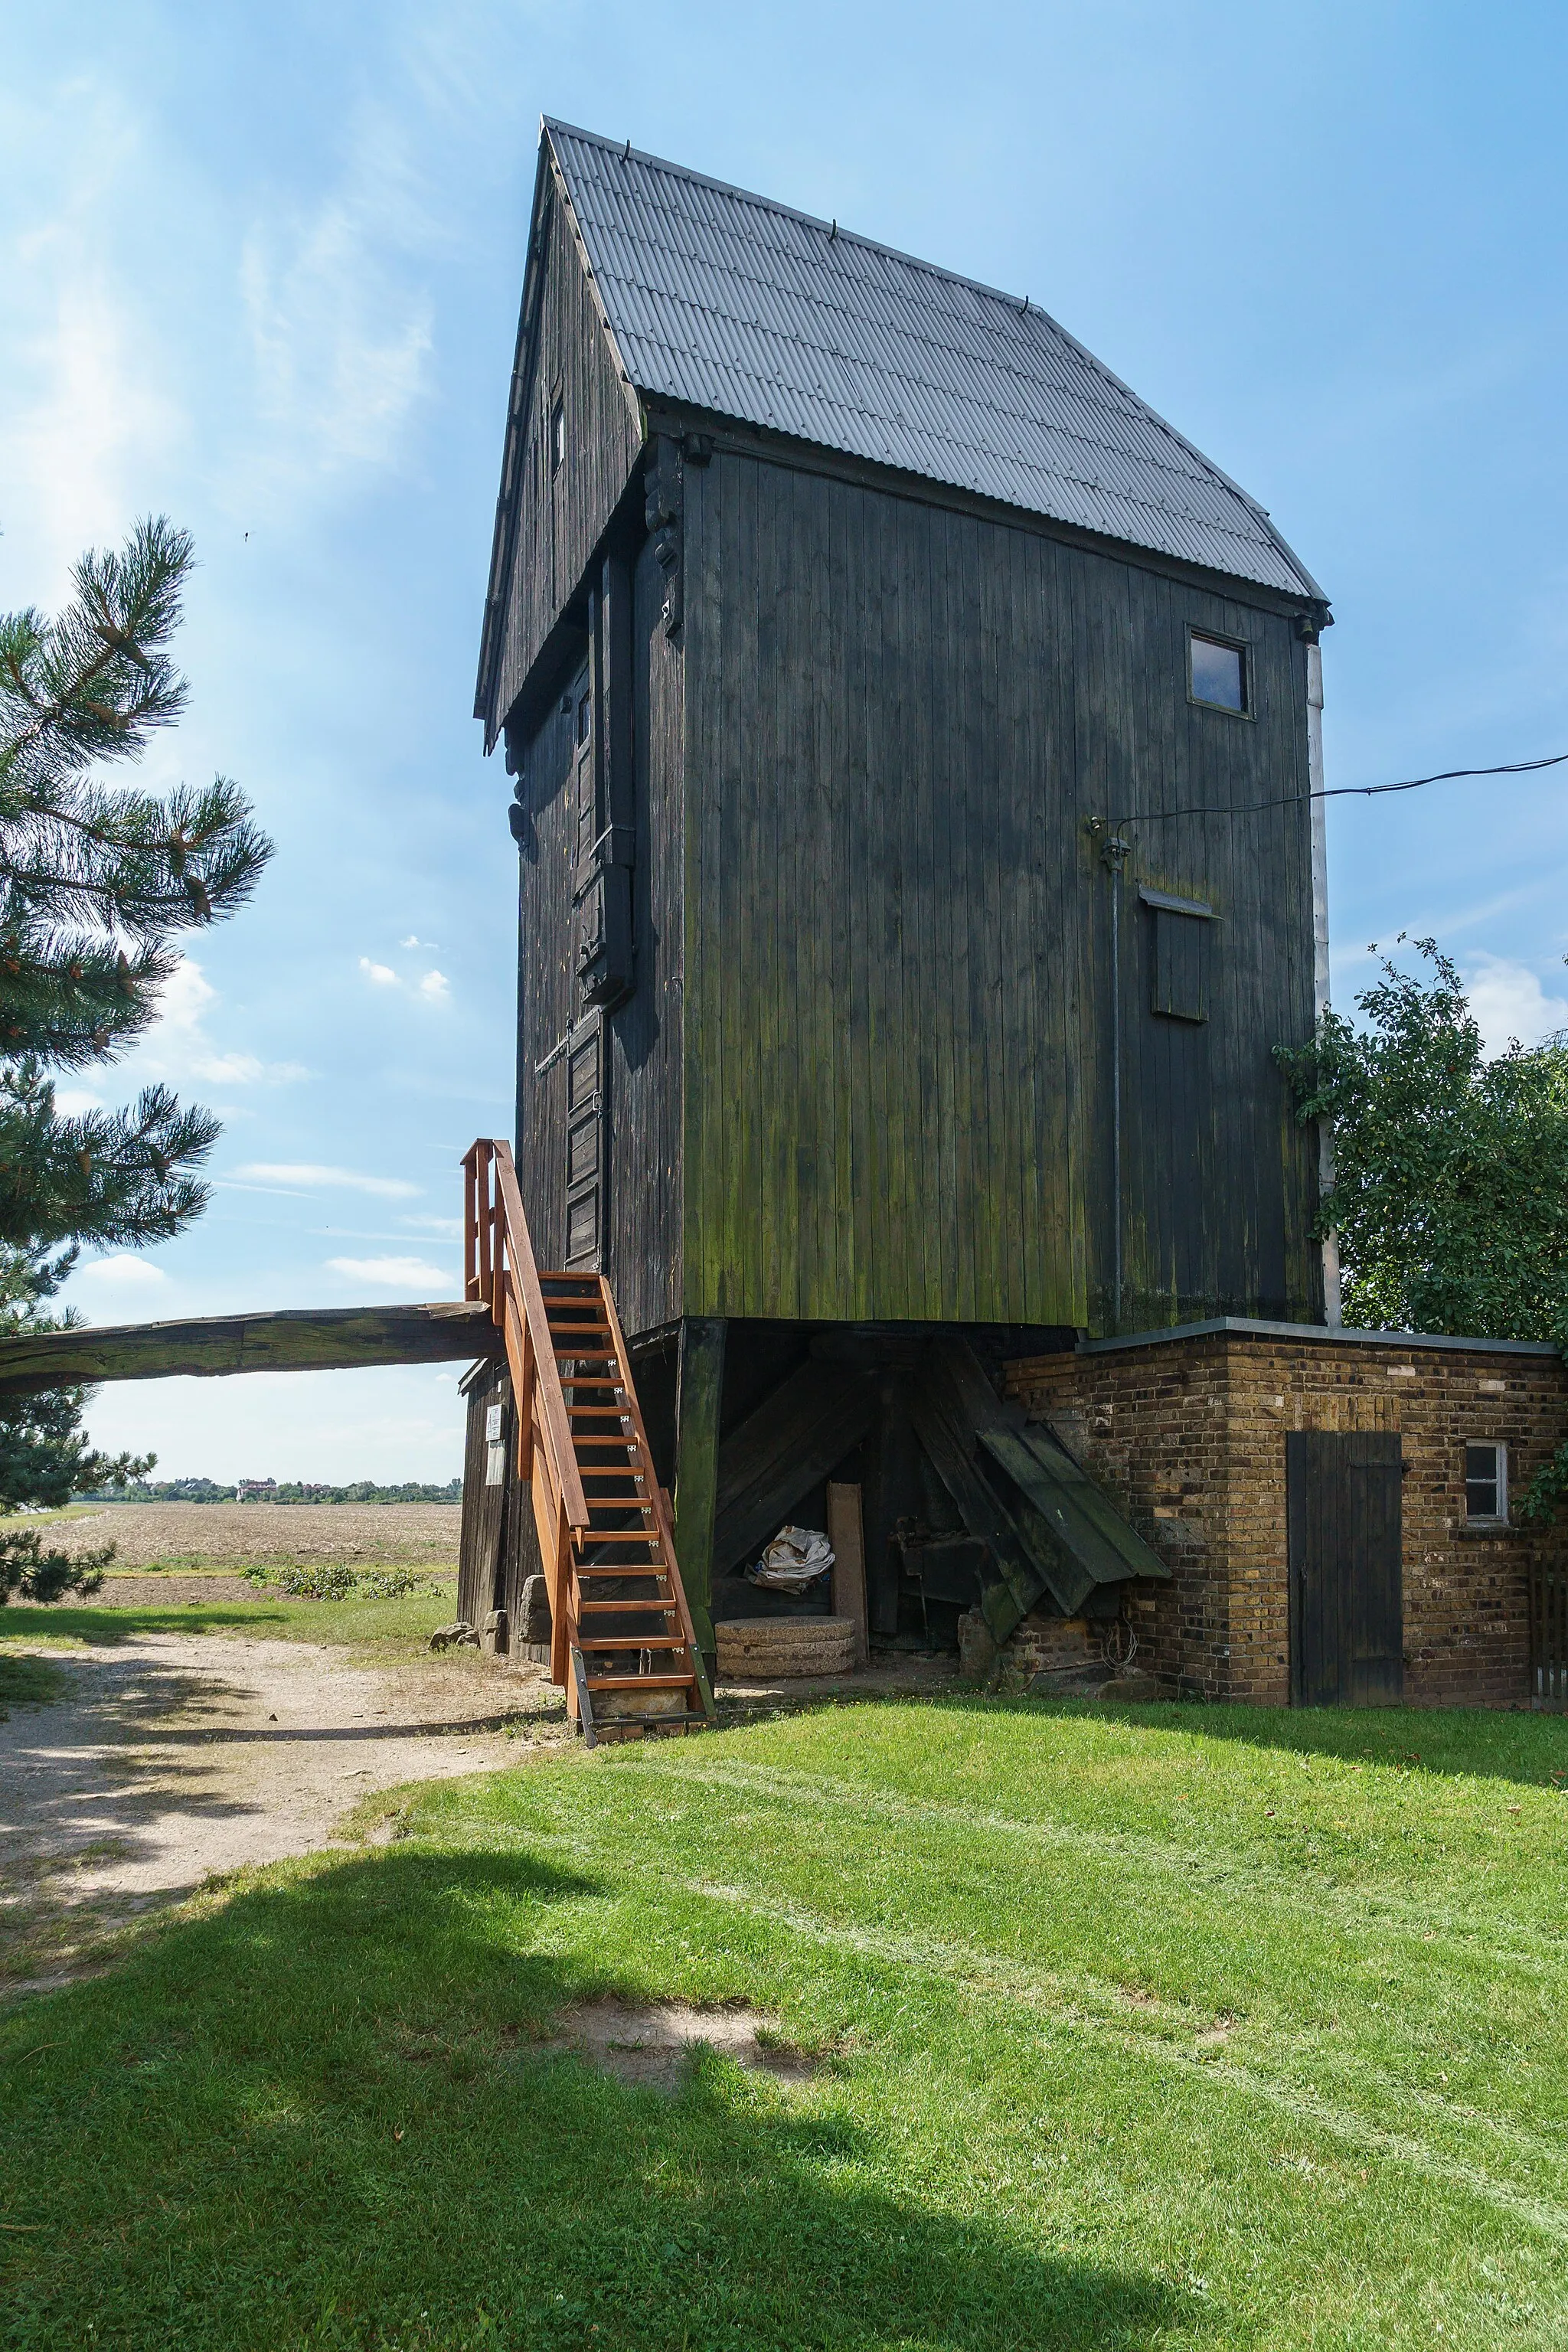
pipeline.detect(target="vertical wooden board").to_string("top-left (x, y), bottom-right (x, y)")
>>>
top-left (845, 480), bottom-right (880, 1318)
top-left (928, 501), bottom-right (967, 1322)
top-left (681, 449), bottom-right (717, 1318)
top-left (608, 524), bottom-right (685, 1335)
top-left (863, 486), bottom-right (901, 1316)
top-left (456, 1375), bottom-right (492, 1626)
top-left (973, 512), bottom-right (1011, 1326)
top-left (826, 1480), bottom-right (869, 1665)
top-left (769, 455), bottom-right (802, 1318)
top-left (671, 1316), bottom-right (727, 1651)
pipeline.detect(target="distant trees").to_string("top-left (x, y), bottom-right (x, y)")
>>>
top-left (0, 518), bottom-right (272, 1601)
top-left (80, 1478), bottom-right (465, 1505)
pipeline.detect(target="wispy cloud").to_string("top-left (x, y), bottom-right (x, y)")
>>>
top-left (0, 80), bottom-right (183, 593)
top-left (359, 953), bottom-right (451, 1004)
top-left (399, 1214), bottom-right (463, 1238)
top-left (238, 103), bottom-right (434, 492)
top-left (233, 1163), bottom-right (422, 1200)
top-left (131, 959), bottom-right (308, 1088)
top-left (326, 1254), bottom-right (449, 1291)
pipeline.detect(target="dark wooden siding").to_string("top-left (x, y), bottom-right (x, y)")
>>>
top-left (513, 520), bottom-right (684, 1334)
top-left (489, 180), bottom-right (643, 731)
top-left (605, 528), bottom-right (684, 1335)
top-left (681, 450), bottom-right (1321, 1330)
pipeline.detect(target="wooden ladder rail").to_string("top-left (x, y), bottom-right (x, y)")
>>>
top-left (594, 1273), bottom-right (715, 1723)
top-left (462, 1138), bottom-right (713, 1737)
top-left (462, 1141), bottom-right (590, 1687)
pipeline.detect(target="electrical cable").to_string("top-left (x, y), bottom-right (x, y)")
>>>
top-left (1096, 749), bottom-right (1568, 831)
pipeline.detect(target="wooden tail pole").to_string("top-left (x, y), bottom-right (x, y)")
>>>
top-left (462, 1140), bottom-right (713, 1742)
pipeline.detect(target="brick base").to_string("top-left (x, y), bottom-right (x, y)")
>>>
top-left (1001, 1328), bottom-right (1567, 1710)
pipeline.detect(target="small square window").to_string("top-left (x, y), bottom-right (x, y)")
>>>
top-left (1464, 1441), bottom-right (1507, 1521)
top-left (550, 397), bottom-right (565, 474)
top-left (1191, 631), bottom-right (1247, 714)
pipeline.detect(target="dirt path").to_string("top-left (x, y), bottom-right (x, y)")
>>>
top-left (0, 1634), bottom-right (559, 1995)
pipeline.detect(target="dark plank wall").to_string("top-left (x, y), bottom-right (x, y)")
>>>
top-left (606, 530), bottom-right (685, 1334)
top-left (681, 451), bottom-right (1321, 1331)
top-left (513, 526), bottom-right (684, 1334)
top-left (492, 184), bottom-right (642, 727)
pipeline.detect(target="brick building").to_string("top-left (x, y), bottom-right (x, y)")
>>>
top-left (1004, 1321), bottom-right (1568, 1709)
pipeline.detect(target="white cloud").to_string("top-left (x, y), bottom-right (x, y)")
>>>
top-left (239, 105), bottom-right (434, 491)
top-left (359, 955), bottom-right (452, 1004)
top-left (400, 935), bottom-right (439, 950)
top-left (233, 1163), bottom-right (422, 1200)
top-left (327, 1255), bottom-right (450, 1292)
top-left (1464, 955), bottom-right (1568, 1057)
top-left (77, 1254), bottom-right (168, 1288)
top-left (51, 1087), bottom-right (103, 1117)
top-left (0, 83), bottom-right (184, 593)
top-left (130, 959), bottom-right (307, 1088)
top-left (400, 1214), bottom-right (463, 1237)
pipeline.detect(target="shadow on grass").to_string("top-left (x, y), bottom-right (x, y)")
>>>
top-left (0, 1844), bottom-right (1198, 2352)
top-left (0, 1602), bottom-right (296, 1642)
top-left (0, 1653), bottom-right (67, 1714)
top-left (909, 1687), bottom-right (1568, 1792)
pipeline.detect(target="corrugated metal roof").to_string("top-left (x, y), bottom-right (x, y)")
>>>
top-left (544, 119), bottom-right (1325, 604)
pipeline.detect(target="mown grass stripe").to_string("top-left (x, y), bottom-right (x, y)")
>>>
top-left (629, 1749), bottom-right (1568, 1973)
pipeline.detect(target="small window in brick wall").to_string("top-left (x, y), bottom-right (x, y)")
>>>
top-left (1465, 1440), bottom-right (1508, 1522)
top-left (1140, 886), bottom-right (1215, 1022)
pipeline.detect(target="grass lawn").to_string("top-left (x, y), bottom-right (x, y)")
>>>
top-left (0, 1580), bottom-right (462, 1653)
top-left (2, 1695), bottom-right (1566, 2350)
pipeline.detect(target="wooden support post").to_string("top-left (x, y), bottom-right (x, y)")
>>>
top-left (862, 1374), bottom-right (916, 1638)
top-left (671, 1316), bottom-right (726, 1669)
top-left (826, 1480), bottom-right (869, 1667)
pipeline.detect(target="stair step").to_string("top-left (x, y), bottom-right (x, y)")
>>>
top-left (585, 1674), bottom-right (697, 1691)
top-left (577, 1635), bottom-right (689, 1651)
top-left (577, 1599), bottom-right (677, 1615)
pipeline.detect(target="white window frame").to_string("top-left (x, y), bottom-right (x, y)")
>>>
top-left (1463, 1439), bottom-right (1508, 1524)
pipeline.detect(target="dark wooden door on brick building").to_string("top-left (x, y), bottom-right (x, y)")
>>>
top-left (1286, 1432), bottom-right (1403, 1706)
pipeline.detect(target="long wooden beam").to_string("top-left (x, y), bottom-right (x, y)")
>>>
top-left (0, 1301), bottom-right (501, 1399)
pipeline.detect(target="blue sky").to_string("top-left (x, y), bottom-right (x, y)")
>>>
top-left (2, 2), bottom-right (1565, 1479)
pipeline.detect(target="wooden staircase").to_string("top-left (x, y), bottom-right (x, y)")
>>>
top-left (462, 1139), bottom-right (713, 1746)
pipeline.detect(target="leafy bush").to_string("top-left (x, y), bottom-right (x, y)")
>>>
top-left (241, 1562), bottom-right (440, 1602)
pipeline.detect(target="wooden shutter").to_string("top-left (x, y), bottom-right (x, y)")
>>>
top-left (1141, 886), bottom-right (1214, 1023)
top-left (564, 1013), bottom-right (606, 1269)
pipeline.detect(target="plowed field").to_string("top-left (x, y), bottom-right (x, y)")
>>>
top-left (43, 1501), bottom-right (461, 1570)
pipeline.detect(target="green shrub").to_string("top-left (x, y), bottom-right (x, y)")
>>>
top-left (240, 1562), bottom-right (439, 1602)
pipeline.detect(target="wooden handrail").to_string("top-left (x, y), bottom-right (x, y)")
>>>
top-left (461, 1135), bottom-right (709, 1738)
top-left (462, 1140), bottom-right (589, 1535)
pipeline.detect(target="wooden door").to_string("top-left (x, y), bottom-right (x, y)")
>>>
top-left (1287, 1432), bottom-right (1403, 1706)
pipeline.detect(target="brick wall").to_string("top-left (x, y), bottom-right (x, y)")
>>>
top-left (1003, 1331), bottom-right (1568, 1709)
